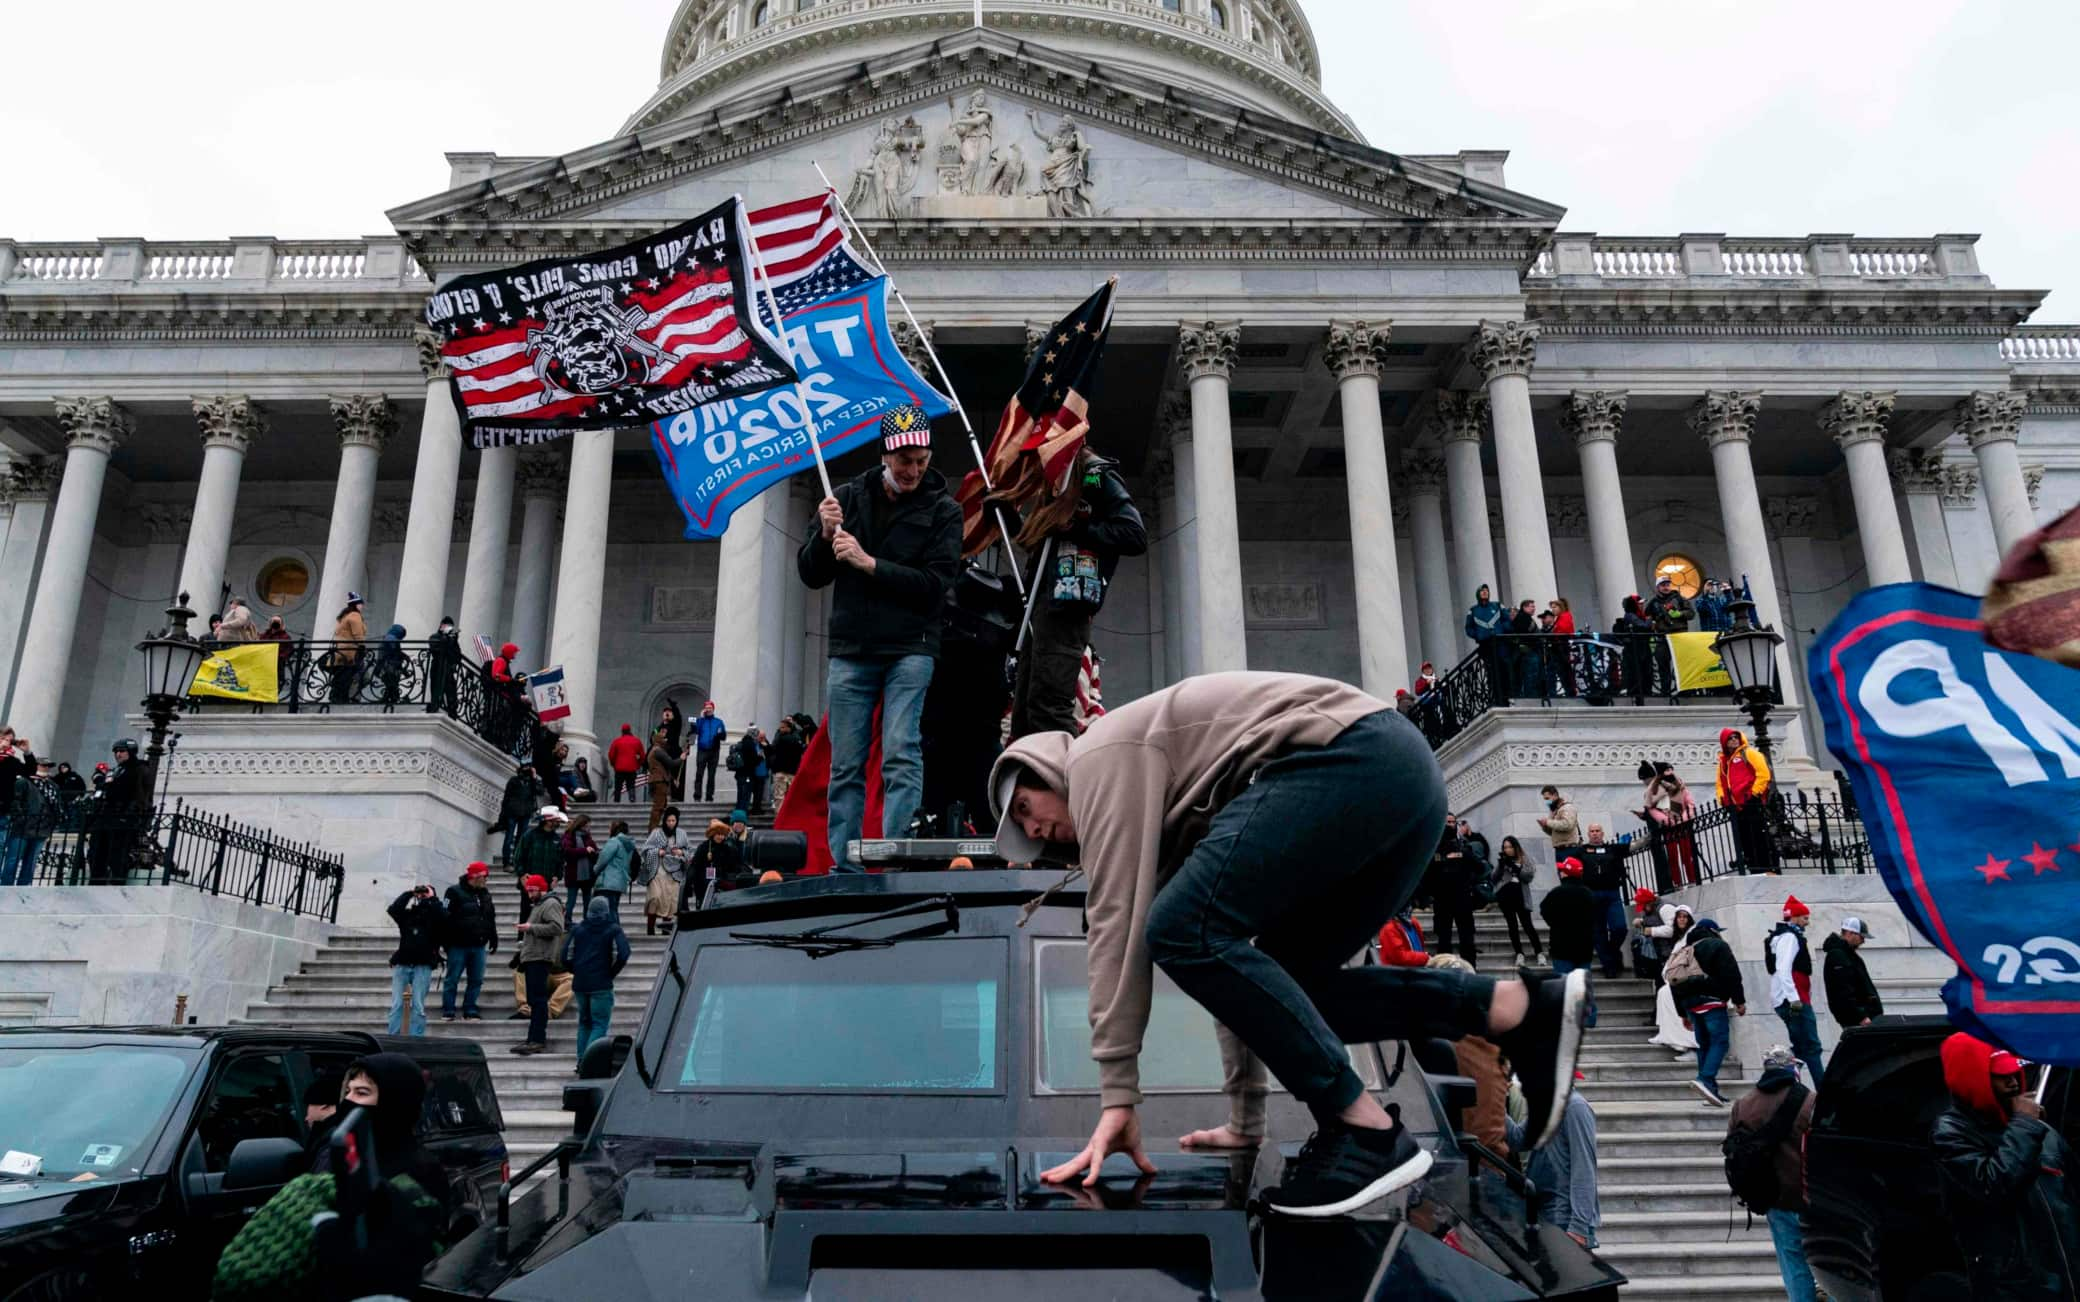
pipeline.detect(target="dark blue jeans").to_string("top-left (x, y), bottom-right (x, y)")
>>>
top-left (442, 945), bottom-right (486, 1016)
top-left (1590, 889), bottom-right (1627, 976)
top-left (1692, 1005), bottom-right (1731, 1089)
top-left (1776, 1001), bottom-right (1826, 1081)
top-left (1144, 710), bottom-right (1496, 1126)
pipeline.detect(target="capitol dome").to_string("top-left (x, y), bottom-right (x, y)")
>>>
top-left (625, 0), bottom-right (1356, 138)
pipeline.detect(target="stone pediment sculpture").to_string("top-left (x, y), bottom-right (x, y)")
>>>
top-left (845, 115), bottom-right (925, 220)
top-left (846, 91), bottom-right (1091, 219)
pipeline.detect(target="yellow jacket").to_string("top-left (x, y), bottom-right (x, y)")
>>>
top-left (1715, 728), bottom-right (1772, 805)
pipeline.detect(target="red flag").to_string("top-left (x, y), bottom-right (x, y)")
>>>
top-left (771, 710), bottom-right (884, 875)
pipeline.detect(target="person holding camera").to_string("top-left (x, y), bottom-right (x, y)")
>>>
top-left (384, 884), bottom-right (446, 1036)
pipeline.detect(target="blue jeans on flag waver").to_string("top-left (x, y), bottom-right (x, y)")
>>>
top-left (1691, 1005), bottom-right (1731, 1091)
top-left (1142, 710), bottom-right (1497, 1126)
top-left (574, 990), bottom-right (616, 1064)
top-left (1767, 1209), bottom-right (1818, 1302)
top-left (826, 653), bottom-right (934, 873)
top-left (388, 964), bottom-right (433, 1036)
top-left (0, 834), bottom-right (44, 887)
top-left (442, 945), bottom-right (487, 1018)
top-left (1775, 1000), bottom-right (1827, 1082)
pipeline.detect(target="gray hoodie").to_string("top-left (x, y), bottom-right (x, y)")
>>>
top-left (990, 671), bottom-right (1386, 1135)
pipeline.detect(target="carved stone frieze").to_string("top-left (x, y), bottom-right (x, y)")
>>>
top-left (1024, 321), bottom-right (1049, 364)
top-left (372, 500), bottom-right (410, 538)
top-left (1178, 321), bottom-right (1240, 382)
top-left (1560, 390), bottom-right (1627, 446)
top-left (1940, 464), bottom-right (1980, 508)
top-left (1398, 451), bottom-right (1445, 497)
top-left (136, 501), bottom-right (193, 544)
top-left (1506, 741), bottom-right (1720, 771)
top-left (1954, 390), bottom-right (2025, 449)
top-left (2024, 465), bottom-right (2046, 510)
top-left (329, 395), bottom-right (397, 450)
top-left (1470, 319), bottom-right (1538, 380)
top-left (1432, 391), bottom-right (1489, 445)
top-left (1547, 495), bottom-right (1587, 537)
top-left (891, 317), bottom-right (934, 374)
top-left (845, 114), bottom-right (927, 219)
top-left (53, 396), bottom-right (133, 455)
top-left (191, 395), bottom-right (267, 453)
top-left (1818, 390), bottom-right (1895, 449)
top-left (1888, 449), bottom-right (1948, 495)
top-left (1687, 390), bottom-right (1762, 447)
top-left (845, 91), bottom-right (1091, 220)
top-left (1323, 320), bottom-right (1390, 382)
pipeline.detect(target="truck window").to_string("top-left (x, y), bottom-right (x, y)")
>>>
top-left (0, 1044), bottom-right (197, 1179)
top-left (196, 1053), bottom-right (299, 1171)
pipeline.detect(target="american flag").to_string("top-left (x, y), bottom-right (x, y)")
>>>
top-left (749, 192), bottom-right (877, 319)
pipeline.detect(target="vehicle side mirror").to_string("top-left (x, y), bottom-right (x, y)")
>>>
top-left (578, 1034), bottom-right (630, 1081)
top-left (745, 829), bottom-right (807, 875)
top-left (563, 1082), bottom-right (607, 1138)
top-left (224, 1137), bottom-right (307, 1192)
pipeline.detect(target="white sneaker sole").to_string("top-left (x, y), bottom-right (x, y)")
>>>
top-left (1690, 1080), bottom-right (1727, 1106)
top-left (1263, 1147), bottom-right (1434, 1218)
top-left (1525, 967), bottom-right (1589, 1152)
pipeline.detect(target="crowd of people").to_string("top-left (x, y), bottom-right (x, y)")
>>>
top-left (0, 724), bottom-right (145, 887)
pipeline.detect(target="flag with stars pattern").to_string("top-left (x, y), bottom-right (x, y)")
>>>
top-left (1808, 581), bottom-right (2080, 1064)
top-left (424, 195), bottom-right (798, 448)
top-left (956, 280), bottom-right (1116, 556)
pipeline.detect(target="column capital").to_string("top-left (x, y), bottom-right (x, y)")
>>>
top-left (1023, 320), bottom-right (1050, 364)
top-left (53, 397), bottom-right (134, 454)
top-left (1431, 390), bottom-right (1490, 445)
top-left (1954, 389), bottom-right (2025, 449)
top-left (7, 455), bottom-right (61, 501)
top-left (191, 395), bottom-right (268, 453)
top-left (1560, 389), bottom-right (1628, 446)
top-left (1941, 463), bottom-right (1980, 508)
top-left (1764, 495), bottom-right (1819, 536)
top-left (1547, 493), bottom-right (1587, 537)
top-left (328, 394), bottom-right (398, 450)
top-left (2025, 465), bottom-right (2046, 510)
top-left (1323, 319), bottom-right (1391, 382)
top-left (516, 448), bottom-right (564, 500)
top-left (1819, 389), bottom-right (1895, 450)
top-left (414, 326), bottom-right (451, 382)
top-left (892, 317), bottom-right (934, 374)
top-left (1178, 320), bottom-right (1240, 382)
top-left (1887, 448), bottom-right (1948, 495)
top-left (1398, 450), bottom-right (1445, 497)
top-left (1470, 319), bottom-right (1538, 380)
top-left (1687, 390), bottom-right (1762, 447)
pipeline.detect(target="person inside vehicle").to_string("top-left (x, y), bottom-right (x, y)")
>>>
top-left (1931, 1031), bottom-right (2080, 1300)
top-left (301, 1071), bottom-right (344, 1158)
top-left (991, 671), bottom-right (1588, 1218)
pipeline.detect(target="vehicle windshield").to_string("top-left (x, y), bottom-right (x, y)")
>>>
top-left (665, 937), bottom-right (1005, 1092)
top-left (0, 1044), bottom-right (199, 1179)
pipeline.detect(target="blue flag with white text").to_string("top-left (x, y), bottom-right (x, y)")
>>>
top-left (649, 276), bottom-right (950, 539)
top-left (1809, 583), bottom-right (2080, 1065)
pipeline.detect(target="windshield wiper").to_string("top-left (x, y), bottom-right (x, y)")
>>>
top-left (730, 895), bottom-right (959, 959)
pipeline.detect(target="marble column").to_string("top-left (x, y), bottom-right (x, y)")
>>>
top-left (710, 484), bottom-right (794, 737)
top-left (392, 331), bottom-right (466, 639)
top-left (1561, 390), bottom-right (1636, 626)
top-left (507, 451), bottom-right (561, 669)
top-left (1816, 391), bottom-right (1911, 588)
top-left (1435, 391), bottom-right (1497, 643)
top-left (1180, 322), bottom-right (1247, 673)
top-left (0, 459), bottom-right (61, 719)
top-left (1399, 452), bottom-right (1456, 671)
top-left (1325, 321), bottom-right (1409, 696)
top-left (10, 399), bottom-right (131, 746)
top-left (313, 396), bottom-right (395, 636)
top-left (1159, 397), bottom-right (1201, 679)
top-left (1888, 449), bottom-right (1960, 589)
top-left (456, 445), bottom-right (517, 654)
top-left (546, 429), bottom-right (616, 759)
top-left (1473, 320), bottom-right (1557, 606)
top-left (1954, 391), bottom-right (2034, 555)
top-left (177, 397), bottom-right (266, 617)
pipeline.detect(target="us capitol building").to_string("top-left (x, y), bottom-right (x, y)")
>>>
top-left (1, 0), bottom-right (2075, 904)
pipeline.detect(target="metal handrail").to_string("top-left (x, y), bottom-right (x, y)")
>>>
top-left (496, 1138), bottom-right (578, 1260)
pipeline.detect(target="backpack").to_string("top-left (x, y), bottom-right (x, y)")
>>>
top-left (1662, 938), bottom-right (1706, 987)
top-left (1722, 1081), bottom-right (1808, 1213)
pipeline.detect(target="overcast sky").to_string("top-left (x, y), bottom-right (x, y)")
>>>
top-left (6, 0), bottom-right (2074, 310)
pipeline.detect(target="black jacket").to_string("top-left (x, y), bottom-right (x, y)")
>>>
top-left (1820, 933), bottom-right (1882, 1026)
top-left (768, 729), bottom-right (805, 775)
top-left (387, 890), bottom-right (446, 967)
top-left (100, 757), bottom-right (144, 812)
top-left (1423, 834), bottom-right (1478, 905)
top-left (1575, 841), bottom-right (1627, 892)
top-left (1645, 589), bottom-right (1695, 633)
top-left (559, 907), bottom-right (632, 996)
top-left (1671, 929), bottom-right (1747, 1013)
top-left (0, 752), bottom-right (26, 816)
top-left (1539, 880), bottom-right (1598, 963)
top-left (441, 879), bottom-right (499, 950)
top-left (798, 464), bottom-right (962, 659)
top-left (1039, 453), bottom-right (1148, 586)
top-left (499, 772), bottom-right (543, 824)
top-left (1931, 1103), bottom-right (2080, 1300)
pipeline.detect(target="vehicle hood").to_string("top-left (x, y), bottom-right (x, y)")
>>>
top-left (0, 1176), bottom-right (125, 1235)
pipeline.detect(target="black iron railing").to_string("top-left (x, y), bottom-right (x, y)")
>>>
top-left (1618, 787), bottom-right (1872, 894)
top-left (1413, 633), bottom-right (1776, 749)
top-left (18, 796), bottom-right (343, 921)
top-left (179, 639), bottom-right (532, 758)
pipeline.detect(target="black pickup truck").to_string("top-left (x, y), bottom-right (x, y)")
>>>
top-left (425, 869), bottom-right (1622, 1301)
top-left (0, 1026), bottom-right (506, 1301)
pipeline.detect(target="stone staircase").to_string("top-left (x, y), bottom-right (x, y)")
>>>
top-left (1465, 928), bottom-right (1785, 1302)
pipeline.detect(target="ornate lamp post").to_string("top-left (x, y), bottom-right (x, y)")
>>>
top-left (1712, 596), bottom-right (1785, 763)
top-left (136, 594), bottom-right (206, 811)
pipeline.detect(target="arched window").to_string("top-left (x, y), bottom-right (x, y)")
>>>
top-left (256, 558), bottom-right (310, 610)
top-left (1208, 0), bottom-right (1227, 30)
top-left (752, 1), bottom-right (770, 26)
top-left (1654, 553), bottom-right (1704, 599)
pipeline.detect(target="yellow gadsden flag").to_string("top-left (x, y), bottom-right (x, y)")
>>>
top-left (1667, 631), bottom-right (1731, 691)
top-left (189, 643), bottom-right (280, 702)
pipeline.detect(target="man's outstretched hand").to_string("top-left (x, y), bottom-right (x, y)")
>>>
top-left (1043, 1105), bottom-right (1159, 1188)
top-left (1178, 1124), bottom-right (1258, 1150)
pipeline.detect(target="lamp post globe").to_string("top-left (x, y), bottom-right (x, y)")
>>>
top-left (1711, 595), bottom-right (1786, 763)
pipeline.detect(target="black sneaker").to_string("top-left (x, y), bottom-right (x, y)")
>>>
top-left (506, 1010), bottom-right (527, 1020)
top-left (441, 1014), bottom-right (457, 1023)
top-left (1261, 1117), bottom-right (1433, 1218)
top-left (1495, 966), bottom-right (1589, 1151)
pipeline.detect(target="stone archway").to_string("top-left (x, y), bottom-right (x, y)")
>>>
top-left (640, 676), bottom-right (707, 748)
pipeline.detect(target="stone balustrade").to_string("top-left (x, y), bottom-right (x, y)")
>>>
top-left (1529, 232), bottom-right (1977, 283)
top-left (2003, 325), bottom-right (2080, 364)
top-left (0, 236), bottom-right (425, 289)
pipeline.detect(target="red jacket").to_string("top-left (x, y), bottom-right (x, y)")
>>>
top-left (605, 729), bottom-right (645, 774)
top-left (1553, 611), bottom-right (1576, 635)
top-left (1378, 915), bottom-right (1429, 967)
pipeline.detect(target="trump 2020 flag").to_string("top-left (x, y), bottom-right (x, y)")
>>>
top-left (425, 196), bottom-right (796, 447)
top-left (1809, 582), bottom-right (2080, 1065)
top-left (649, 276), bottom-right (950, 539)
top-left (528, 666), bottom-right (571, 723)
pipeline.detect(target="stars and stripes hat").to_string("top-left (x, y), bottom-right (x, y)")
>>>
top-left (880, 404), bottom-right (932, 451)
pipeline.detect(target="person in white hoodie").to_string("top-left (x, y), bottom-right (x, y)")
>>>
top-left (1645, 903), bottom-right (1697, 1054)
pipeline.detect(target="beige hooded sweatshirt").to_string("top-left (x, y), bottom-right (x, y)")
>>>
top-left (990, 671), bottom-right (1387, 1136)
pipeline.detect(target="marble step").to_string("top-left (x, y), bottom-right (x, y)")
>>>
top-left (1587, 1102), bottom-right (1756, 1135)
top-left (1598, 1238), bottom-right (1781, 1278)
top-left (1597, 1182), bottom-right (1743, 1215)
top-left (1597, 1129), bottom-right (1751, 1161)
top-left (1576, 1058), bottom-right (1737, 1084)
top-left (320, 935), bottom-right (675, 951)
top-left (1600, 1275), bottom-right (1790, 1302)
top-left (279, 967), bottom-right (665, 989)
top-left (1591, 1155), bottom-right (1732, 1187)
top-left (1577, 1079), bottom-right (1751, 1104)
top-left (1597, 1209), bottom-right (1770, 1245)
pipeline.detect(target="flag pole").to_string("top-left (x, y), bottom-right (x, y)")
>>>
top-left (811, 160), bottom-right (1027, 595)
top-left (741, 203), bottom-right (835, 501)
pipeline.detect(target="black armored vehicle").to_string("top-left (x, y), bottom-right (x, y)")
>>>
top-left (424, 870), bottom-right (1620, 1300)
